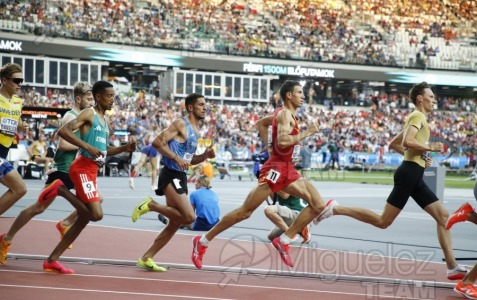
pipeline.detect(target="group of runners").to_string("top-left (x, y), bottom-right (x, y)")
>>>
top-left (0, 62), bottom-right (475, 298)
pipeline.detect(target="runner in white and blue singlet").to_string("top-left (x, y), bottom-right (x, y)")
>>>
top-left (131, 93), bottom-right (215, 272)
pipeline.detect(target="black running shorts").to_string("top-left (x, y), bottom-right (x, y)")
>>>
top-left (45, 171), bottom-right (74, 190)
top-left (155, 166), bottom-right (188, 196)
top-left (386, 161), bottom-right (438, 210)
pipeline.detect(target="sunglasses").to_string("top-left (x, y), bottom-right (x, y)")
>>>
top-left (8, 78), bottom-right (24, 84)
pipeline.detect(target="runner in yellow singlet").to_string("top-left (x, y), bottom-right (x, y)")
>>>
top-left (0, 63), bottom-right (29, 217)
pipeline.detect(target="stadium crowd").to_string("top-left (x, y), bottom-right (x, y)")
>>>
top-left (16, 86), bottom-right (477, 165)
top-left (1, 0), bottom-right (475, 163)
top-left (1, 0), bottom-right (476, 69)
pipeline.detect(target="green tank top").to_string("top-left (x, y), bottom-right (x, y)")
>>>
top-left (277, 194), bottom-right (307, 212)
top-left (52, 110), bottom-right (80, 173)
top-left (79, 109), bottom-right (109, 160)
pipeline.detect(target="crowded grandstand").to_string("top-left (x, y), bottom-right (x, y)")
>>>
top-left (0, 0), bottom-right (476, 173)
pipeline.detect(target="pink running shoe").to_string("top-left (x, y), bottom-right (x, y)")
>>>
top-left (191, 235), bottom-right (208, 269)
top-left (43, 260), bottom-right (75, 274)
top-left (272, 237), bottom-right (294, 267)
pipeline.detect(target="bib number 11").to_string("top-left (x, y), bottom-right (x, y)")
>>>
top-left (266, 169), bottom-right (281, 184)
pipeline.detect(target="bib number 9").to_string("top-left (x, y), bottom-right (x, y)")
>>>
top-left (82, 180), bottom-right (96, 193)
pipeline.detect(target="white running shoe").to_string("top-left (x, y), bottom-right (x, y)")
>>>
top-left (151, 185), bottom-right (158, 191)
top-left (313, 199), bottom-right (339, 225)
top-left (447, 264), bottom-right (468, 280)
top-left (129, 177), bottom-right (134, 190)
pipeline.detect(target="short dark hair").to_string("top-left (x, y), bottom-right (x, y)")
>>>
top-left (185, 93), bottom-right (204, 111)
top-left (409, 82), bottom-right (431, 105)
top-left (279, 80), bottom-right (301, 101)
top-left (92, 80), bottom-right (113, 99)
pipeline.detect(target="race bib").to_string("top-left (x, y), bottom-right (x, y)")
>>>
top-left (266, 168), bottom-right (281, 184)
top-left (183, 152), bottom-right (193, 163)
top-left (94, 151), bottom-right (108, 166)
top-left (82, 180), bottom-right (97, 195)
top-left (421, 152), bottom-right (430, 161)
top-left (172, 178), bottom-right (182, 190)
top-left (291, 145), bottom-right (301, 162)
top-left (0, 117), bottom-right (18, 137)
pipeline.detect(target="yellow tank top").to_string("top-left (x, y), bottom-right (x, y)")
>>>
top-left (0, 94), bottom-right (22, 148)
top-left (30, 141), bottom-right (47, 156)
top-left (403, 110), bottom-right (429, 168)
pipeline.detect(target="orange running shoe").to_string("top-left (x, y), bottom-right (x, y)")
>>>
top-left (446, 202), bottom-right (474, 230)
top-left (0, 234), bottom-right (11, 265)
top-left (56, 221), bottom-right (73, 249)
top-left (454, 280), bottom-right (477, 299)
top-left (300, 224), bottom-right (311, 244)
top-left (38, 179), bottom-right (64, 204)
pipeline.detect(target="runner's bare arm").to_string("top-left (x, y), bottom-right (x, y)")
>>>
top-left (191, 145), bottom-right (215, 165)
top-left (58, 112), bottom-right (79, 151)
top-left (403, 125), bottom-right (443, 153)
top-left (276, 109), bottom-right (318, 149)
top-left (58, 108), bottom-right (101, 158)
top-left (256, 115), bottom-right (273, 148)
top-left (389, 130), bottom-right (405, 155)
top-left (153, 118), bottom-right (183, 158)
top-left (153, 118), bottom-right (191, 170)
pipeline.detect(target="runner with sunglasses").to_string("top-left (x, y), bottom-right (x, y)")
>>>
top-left (0, 63), bottom-right (29, 217)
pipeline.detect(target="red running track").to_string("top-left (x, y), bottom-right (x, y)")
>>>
top-left (0, 217), bottom-right (459, 300)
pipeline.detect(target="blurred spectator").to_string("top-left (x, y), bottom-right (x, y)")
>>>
top-left (180, 175), bottom-right (220, 231)
top-left (27, 133), bottom-right (54, 177)
top-left (264, 191), bottom-right (311, 244)
top-left (1, 0), bottom-right (475, 70)
top-left (299, 142), bottom-right (314, 179)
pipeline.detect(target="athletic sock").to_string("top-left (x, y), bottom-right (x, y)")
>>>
top-left (448, 264), bottom-right (464, 272)
top-left (280, 234), bottom-right (292, 245)
top-left (200, 235), bottom-right (210, 246)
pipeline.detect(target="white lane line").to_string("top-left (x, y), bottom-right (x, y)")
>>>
top-left (0, 284), bottom-right (233, 299)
